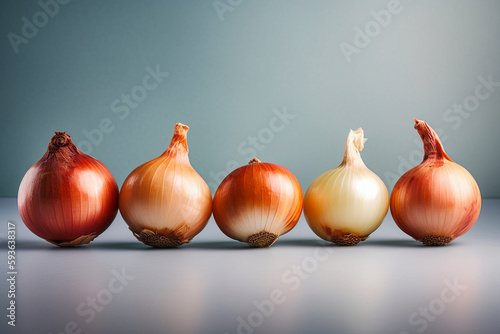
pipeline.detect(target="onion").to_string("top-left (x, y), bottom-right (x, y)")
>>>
top-left (119, 123), bottom-right (212, 247)
top-left (304, 128), bottom-right (389, 245)
top-left (213, 158), bottom-right (303, 247)
top-left (18, 132), bottom-right (119, 247)
top-left (390, 119), bottom-right (481, 245)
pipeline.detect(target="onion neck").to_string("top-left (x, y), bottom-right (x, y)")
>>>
top-left (46, 132), bottom-right (81, 161)
top-left (414, 118), bottom-right (452, 162)
top-left (163, 123), bottom-right (190, 160)
top-left (341, 128), bottom-right (367, 167)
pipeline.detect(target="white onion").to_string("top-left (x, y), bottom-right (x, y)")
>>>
top-left (304, 128), bottom-right (389, 245)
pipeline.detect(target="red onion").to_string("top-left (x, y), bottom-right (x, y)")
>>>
top-left (18, 132), bottom-right (119, 246)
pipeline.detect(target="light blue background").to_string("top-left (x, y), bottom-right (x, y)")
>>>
top-left (1, 0), bottom-right (499, 197)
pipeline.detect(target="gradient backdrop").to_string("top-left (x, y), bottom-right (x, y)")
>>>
top-left (1, 0), bottom-right (500, 198)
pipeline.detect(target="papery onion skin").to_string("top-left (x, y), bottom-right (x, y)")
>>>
top-left (304, 128), bottom-right (389, 246)
top-left (119, 123), bottom-right (212, 247)
top-left (390, 119), bottom-right (481, 246)
top-left (18, 132), bottom-right (119, 247)
top-left (213, 158), bottom-right (303, 247)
